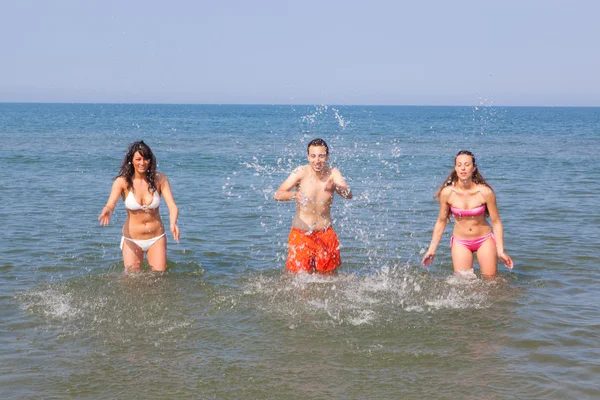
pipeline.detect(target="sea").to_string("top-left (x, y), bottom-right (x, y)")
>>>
top-left (0, 103), bottom-right (598, 399)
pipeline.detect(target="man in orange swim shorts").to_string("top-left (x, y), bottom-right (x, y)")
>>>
top-left (274, 138), bottom-right (352, 273)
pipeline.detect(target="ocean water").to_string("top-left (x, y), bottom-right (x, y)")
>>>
top-left (1, 103), bottom-right (599, 399)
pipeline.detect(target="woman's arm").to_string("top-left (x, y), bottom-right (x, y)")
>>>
top-left (159, 173), bottom-right (180, 242)
top-left (98, 178), bottom-right (125, 226)
top-left (422, 189), bottom-right (451, 266)
top-left (485, 188), bottom-right (513, 269)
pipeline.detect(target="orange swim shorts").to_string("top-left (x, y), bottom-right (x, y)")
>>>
top-left (286, 226), bottom-right (341, 273)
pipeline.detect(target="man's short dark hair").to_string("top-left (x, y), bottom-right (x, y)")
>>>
top-left (307, 138), bottom-right (329, 154)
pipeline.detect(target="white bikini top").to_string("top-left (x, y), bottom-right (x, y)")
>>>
top-left (124, 190), bottom-right (160, 211)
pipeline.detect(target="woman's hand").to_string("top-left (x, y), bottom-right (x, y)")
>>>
top-left (170, 222), bottom-right (180, 242)
top-left (422, 250), bottom-right (435, 266)
top-left (98, 207), bottom-right (112, 226)
top-left (498, 252), bottom-right (513, 269)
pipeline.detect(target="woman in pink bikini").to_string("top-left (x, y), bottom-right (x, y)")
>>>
top-left (98, 141), bottom-right (179, 272)
top-left (422, 150), bottom-right (513, 277)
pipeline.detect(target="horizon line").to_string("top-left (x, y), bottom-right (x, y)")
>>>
top-left (1, 101), bottom-right (599, 108)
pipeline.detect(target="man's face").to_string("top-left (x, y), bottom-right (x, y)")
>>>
top-left (307, 145), bottom-right (329, 172)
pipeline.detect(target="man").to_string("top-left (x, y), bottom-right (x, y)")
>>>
top-left (274, 138), bottom-right (352, 273)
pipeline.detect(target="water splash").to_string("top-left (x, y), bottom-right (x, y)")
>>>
top-left (228, 266), bottom-right (506, 328)
top-left (472, 94), bottom-right (501, 135)
top-left (17, 270), bottom-right (204, 344)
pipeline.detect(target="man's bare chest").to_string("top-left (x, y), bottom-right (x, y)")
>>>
top-left (298, 179), bottom-right (332, 202)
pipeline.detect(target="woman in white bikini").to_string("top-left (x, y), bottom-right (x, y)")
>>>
top-left (422, 150), bottom-right (513, 277)
top-left (99, 141), bottom-right (179, 272)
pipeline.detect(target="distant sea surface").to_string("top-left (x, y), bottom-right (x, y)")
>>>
top-left (1, 103), bottom-right (599, 399)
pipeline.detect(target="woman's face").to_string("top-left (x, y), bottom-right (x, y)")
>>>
top-left (132, 151), bottom-right (150, 175)
top-left (455, 154), bottom-right (475, 181)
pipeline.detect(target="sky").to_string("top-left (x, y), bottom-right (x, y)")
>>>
top-left (1, 0), bottom-right (599, 106)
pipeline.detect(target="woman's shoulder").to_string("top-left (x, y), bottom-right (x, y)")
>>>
top-left (155, 172), bottom-right (169, 187)
top-left (439, 185), bottom-right (454, 201)
top-left (478, 184), bottom-right (494, 197)
top-left (114, 176), bottom-right (128, 187)
top-left (111, 176), bottom-right (128, 197)
top-left (440, 184), bottom-right (455, 195)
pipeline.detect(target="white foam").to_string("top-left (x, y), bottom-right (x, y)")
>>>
top-left (238, 266), bottom-right (499, 327)
top-left (21, 288), bottom-right (80, 319)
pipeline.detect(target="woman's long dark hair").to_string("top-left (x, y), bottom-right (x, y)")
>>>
top-left (116, 141), bottom-right (157, 194)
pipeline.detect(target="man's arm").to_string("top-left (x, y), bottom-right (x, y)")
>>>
top-left (274, 166), bottom-right (304, 201)
top-left (332, 168), bottom-right (352, 199)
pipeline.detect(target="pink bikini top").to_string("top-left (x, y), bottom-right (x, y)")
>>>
top-left (450, 204), bottom-right (486, 217)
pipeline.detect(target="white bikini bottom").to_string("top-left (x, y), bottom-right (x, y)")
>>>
top-left (120, 233), bottom-right (165, 252)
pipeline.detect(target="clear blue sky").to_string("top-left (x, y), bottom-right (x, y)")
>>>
top-left (1, 0), bottom-right (599, 106)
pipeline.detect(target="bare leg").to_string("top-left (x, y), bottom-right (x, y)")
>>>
top-left (146, 235), bottom-right (167, 272)
top-left (122, 239), bottom-right (144, 273)
top-left (476, 236), bottom-right (498, 277)
top-left (451, 238), bottom-right (475, 274)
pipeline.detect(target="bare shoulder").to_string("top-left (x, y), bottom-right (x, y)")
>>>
top-left (156, 172), bottom-right (168, 183)
top-left (479, 184), bottom-right (495, 198)
top-left (155, 172), bottom-right (170, 191)
top-left (112, 176), bottom-right (128, 197)
top-left (291, 165), bottom-right (307, 178)
top-left (439, 185), bottom-right (453, 200)
top-left (114, 176), bottom-right (127, 188)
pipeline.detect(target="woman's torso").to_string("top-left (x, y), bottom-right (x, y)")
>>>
top-left (122, 179), bottom-right (164, 239)
top-left (447, 185), bottom-right (492, 239)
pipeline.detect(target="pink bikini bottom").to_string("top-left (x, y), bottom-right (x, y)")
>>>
top-left (450, 232), bottom-right (495, 252)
